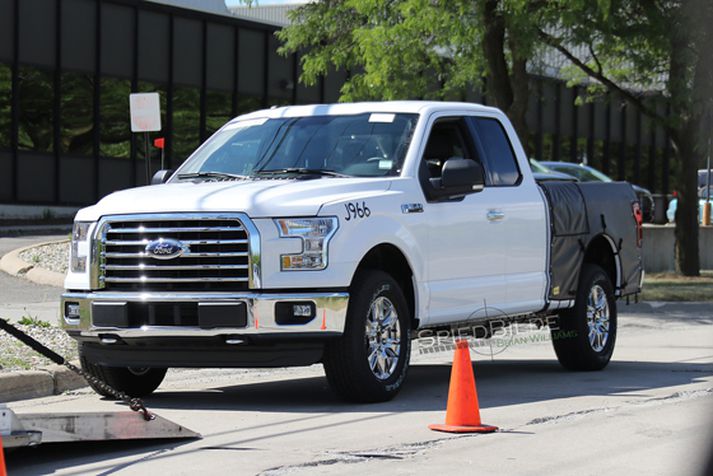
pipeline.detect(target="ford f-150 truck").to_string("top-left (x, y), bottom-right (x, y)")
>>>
top-left (61, 101), bottom-right (644, 402)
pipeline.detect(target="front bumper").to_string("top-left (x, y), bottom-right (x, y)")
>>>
top-left (60, 290), bottom-right (349, 340)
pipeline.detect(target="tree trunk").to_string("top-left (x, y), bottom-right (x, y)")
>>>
top-left (672, 132), bottom-right (700, 276)
top-left (668, 0), bottom-right (702, 276)
top-left (478, 0), bottom-right (530, 151)
top-left (507, 36), bottom-right (530, 150)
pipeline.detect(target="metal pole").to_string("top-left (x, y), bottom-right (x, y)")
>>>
top-left (144, 131), bottom-right (151, 184)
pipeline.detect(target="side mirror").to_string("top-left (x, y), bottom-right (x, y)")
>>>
top-left (429, 159), bottom-right (484, 199)
top-left (151, 169), bottom-right (174, 185)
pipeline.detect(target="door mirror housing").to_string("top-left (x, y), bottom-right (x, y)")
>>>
top-left (428, 158), bottom-right (484, 199)
top-left (151, 169), bottom-right (174, 185)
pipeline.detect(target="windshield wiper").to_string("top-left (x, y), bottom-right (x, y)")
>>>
top-left (254, 168), bottom-right (351, 178)
top-left (177, 171), bottom-right (251, 181)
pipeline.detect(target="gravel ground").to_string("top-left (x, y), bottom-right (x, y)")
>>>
top-left (19, 240), bottom-right (70, 274)
top-left (0, 321), bottom-right (78, 371)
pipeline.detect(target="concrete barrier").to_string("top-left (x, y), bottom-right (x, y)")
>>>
top-left (642, 224), bottom-right (713, 272)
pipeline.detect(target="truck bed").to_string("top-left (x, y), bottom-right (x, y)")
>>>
top-left (539, 181), bottom-right (643, 303)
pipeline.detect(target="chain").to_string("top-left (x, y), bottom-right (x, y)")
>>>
top-left (64, 361), bottom-right (155, 421)
top-left (0, 318), bottom-right (154, 421)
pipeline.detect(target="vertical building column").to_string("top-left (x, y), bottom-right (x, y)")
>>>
top-left (587, 101), bottom-right (595, 165)
top-left (199, 19), bottom-right (207, 143)
top-left (130, 5), bottom-right (139, 187)
top-left (291, 52), bottom-right (298, 104)
top-left (165, 14), bottom-right (174, 169)
top-left (535, 78), bottom-right (543, 161)
top-left (10, 0), bottom-right (19, 202)
top-left (53, 0), bottom-right (61, 203)
top-left (634, 107), bottom-right (642, 183)
top-left (231, 26), bottom-right (239, 117)
top-left (603, 93), bottom-right (611, 176)
top-left (262, 30), bottom-right (269, 107)
top-left (553, 82), bottom-right (561, 162)
top-left (618, 102), bottom-right (627, 181)
top-left (570, 85), bottom-right (578, 162)
top-left (92, 0), bottom-right (101, 201)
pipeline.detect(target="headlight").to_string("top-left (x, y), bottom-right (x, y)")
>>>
top-left (274, 217), bottom-right (338, 270)
top-left (70, 222), bottom-right (92, 273)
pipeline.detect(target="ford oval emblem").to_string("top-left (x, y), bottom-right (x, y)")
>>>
top-left (145, 238), bottom-right (187, 260)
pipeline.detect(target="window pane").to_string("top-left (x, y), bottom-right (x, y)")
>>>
top-left (172, 86), bottom-right (200, 164)
top-left (173, 17), bottom-right (202, 87)
top-left (61, 72), bottom-right (94, 155)
top-left (268, 34), bottom-right (293, 106)
top-left (472, 118), bottom-right (521, 186)
top-left (61, 0), bottom-right (95, 72)
top-left (19, 0), bottom-right (55, 67)
top-left (0, 0), bottom-right (13, 61)
top-left (100, 77), bottom-right (131, 158)
top-left (17, 66), bottom-right (54, 152)
top-left (238, 29), bottom-right (264, 97)
top-left (206, 90), bottom-right (232, 137)
top-left (0, 63), bottom-right (10, 149)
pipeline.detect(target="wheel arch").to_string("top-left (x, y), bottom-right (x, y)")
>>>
top-left (583, 234), bottom-right (622, 294)
top-left (353, 243), bottom-right (418, 329)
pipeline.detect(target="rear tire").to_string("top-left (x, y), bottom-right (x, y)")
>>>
top-left (551, 263), bottom-right (617, 370)
top-left (323, 269), bottom-right (411, 403)
top-left (79, 345), bottom-right (167, 398)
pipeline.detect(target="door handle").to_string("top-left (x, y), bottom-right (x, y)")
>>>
top-left (487, 210), bottom-right (505, 222)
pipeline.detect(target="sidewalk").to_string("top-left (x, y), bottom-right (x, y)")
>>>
top-left (0, 234), bottom-right (66, 326)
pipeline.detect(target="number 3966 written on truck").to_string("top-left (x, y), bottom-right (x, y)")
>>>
top-left (61, 101), bottom-right (644, 402)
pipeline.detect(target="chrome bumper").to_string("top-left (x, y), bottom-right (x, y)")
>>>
top-left (60, 291), bottom-right (349, 338)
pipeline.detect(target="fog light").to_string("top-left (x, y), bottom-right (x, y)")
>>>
top-left (275, 301), bottom-right (316, 325)
top-left (65, 302), bottom-right (81, 320)
top-left (293, 304), bottom-right (312, 317)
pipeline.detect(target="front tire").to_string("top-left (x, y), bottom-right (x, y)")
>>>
top-left (323, 269), bottom-right (411, 402)
top-left (79, 345), bottom-right (167, 398)
top-left (551, 263), bottom-right (617, 370)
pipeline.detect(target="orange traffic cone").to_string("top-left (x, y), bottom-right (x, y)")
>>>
top-left (429, 339), bottom-right (498, 433)
top-left (0, 435), bottom-right (7, 476)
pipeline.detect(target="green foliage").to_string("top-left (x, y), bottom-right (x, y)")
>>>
top-left (18, 315), bottom-right (52, 328)
top-left (278, 0), bottom-right (543, 104)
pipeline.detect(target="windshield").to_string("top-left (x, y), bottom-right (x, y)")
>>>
top-left (173, 113), bottom-right (418, 180)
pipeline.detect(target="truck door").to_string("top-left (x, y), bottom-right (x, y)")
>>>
top-left (467, 116), bottom-right (548, 314)
top-left (419, 116), bottom-right (509, 324)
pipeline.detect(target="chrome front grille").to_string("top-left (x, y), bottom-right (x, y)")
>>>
top-left (95, 214), bottom-right (258, 291)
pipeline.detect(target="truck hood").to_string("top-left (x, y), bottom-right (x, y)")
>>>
top-left (75, 178), bottom-right (393, 221)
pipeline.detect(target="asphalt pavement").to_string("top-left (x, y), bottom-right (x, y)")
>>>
top-left (4, 301), bottom-right (713, 475)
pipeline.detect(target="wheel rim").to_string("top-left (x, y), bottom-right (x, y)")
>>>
top-left (365, 296), bottom-right (401, 380)
top-left (586, 284), bottom-right (610, 352)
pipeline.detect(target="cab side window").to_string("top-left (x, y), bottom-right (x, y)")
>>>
top-left (469, 117), bottom-right (521, 186)
top-left (421, 118), bottom-right (475, 180)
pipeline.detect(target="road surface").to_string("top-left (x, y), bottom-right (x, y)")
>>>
top-left (5, 302), bottom-right (713, 475)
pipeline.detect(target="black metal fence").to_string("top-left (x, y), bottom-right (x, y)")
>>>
top-left (0, 0), bottom-right (672, 207)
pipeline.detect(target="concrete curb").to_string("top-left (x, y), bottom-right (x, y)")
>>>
top-left (0, 239), bottom-right (68, 288)
top-left (0, 362), bottom-right (87, 402)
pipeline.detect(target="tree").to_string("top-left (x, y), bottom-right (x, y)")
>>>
top-left (277, 0), bottom-right (542, 143)
top-left (538, 0), bottom-right (713, 275)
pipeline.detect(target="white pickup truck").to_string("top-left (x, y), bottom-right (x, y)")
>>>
top-left (61, 101), bottom-right (644, 402)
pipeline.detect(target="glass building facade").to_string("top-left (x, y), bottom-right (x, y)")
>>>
top-left (0, 0), bottom-right (346, 206)
top-left (0, 0), bottom-right (671, 208)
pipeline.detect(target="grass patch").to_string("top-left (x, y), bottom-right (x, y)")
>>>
top-left (18, 315), bottom-right (52, 328)
top-left (641, 271), bottom-right (713, 301)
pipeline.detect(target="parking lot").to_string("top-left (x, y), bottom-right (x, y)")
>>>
top-left (5, 301), bottom-right (713, 476)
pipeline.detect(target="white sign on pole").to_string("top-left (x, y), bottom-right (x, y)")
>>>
top-left (129, 92), bottom-right (162, 132)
